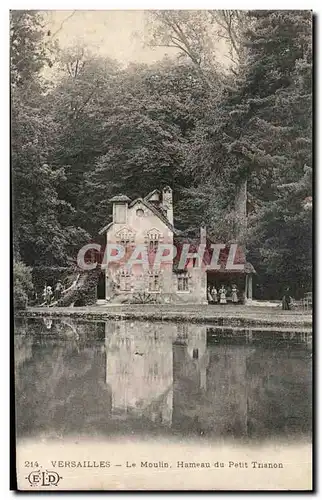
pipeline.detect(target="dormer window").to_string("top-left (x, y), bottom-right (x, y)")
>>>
top-left (110, 195), bottom-right (131, 224)
top-left (136, 208), bottom-right (144, 217)
top-left (115, 228), bottom-right (135, 248)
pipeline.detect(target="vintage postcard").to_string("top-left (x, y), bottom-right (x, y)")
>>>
top-left (12, 9), bottom-right (312, 491)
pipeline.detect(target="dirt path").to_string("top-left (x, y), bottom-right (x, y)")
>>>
top-left (18, 304), bottom-right (312, 328)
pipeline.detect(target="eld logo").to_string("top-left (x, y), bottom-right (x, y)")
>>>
top-left (26, 470), bottom-right (62, 487)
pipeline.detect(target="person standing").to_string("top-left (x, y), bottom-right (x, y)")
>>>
top-left (211, 286), bottom-right (218, 303)
top-left (231, 284), bottom-right (238, 304)
top-left (219, 285), bottom-right (227, 304)
top-left (42, 285), bottom-right (47, 304)
top-left (45, 286), bottom-right (53, 306)
top-left (55, 280), bottom-right (63, 301)
top-left (282, 288), bottom-right (291, 310)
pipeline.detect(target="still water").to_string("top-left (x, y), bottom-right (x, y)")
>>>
top-left (15, 318), bottom-right (312, 442)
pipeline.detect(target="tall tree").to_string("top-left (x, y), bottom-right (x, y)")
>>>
top-left (83, 60), bottom-right (209, 235)
top-left (11, 11), bottom-right (88, 266)
top-left (10, 10), bottom-right (50, 87)
top-left (182, 10), bottom-right (312, 292)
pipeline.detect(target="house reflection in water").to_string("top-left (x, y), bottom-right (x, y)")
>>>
top-left (105, 321), bottom-right (209, 426)
top-left (105, 321), bottom-right (174, 425)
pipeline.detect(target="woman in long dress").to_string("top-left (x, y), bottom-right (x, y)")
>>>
top-left (282, 288), bottom-right (291, 310)
top-left (231, 284), bottom-right (238, 304)
top-left (55, 280), bottom-right (63, 301)
top-left (45, 286), bottom-right (53, 306)
top-left (219, 285), bottom-right (227, 304)
top-left (211, 286), bottom-right (218, 303)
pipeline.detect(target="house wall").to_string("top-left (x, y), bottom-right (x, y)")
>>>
top-left (103, 198), bottom-right (207, 303)
top-left (171, 267), bottom-right (207, 304)
top-left (105, 200), bottom-right (175, 300)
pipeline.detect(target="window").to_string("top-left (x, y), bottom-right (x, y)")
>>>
top-left (193, 348), bottom-right (199, 360)
top-left (177, 272), bottom-right (189, 292)
top-left (136, 208), bottom-right (144, 217)
top-left (118, 269), bottom-right (132, 291)
top-left (146, 228), bottom-right (162, 253)
top-left (149, 239), bottom-right (159, 253)
top-left (114, 203), bottom-right (126, 223)
top-left (116, 228), bottom-right (135, 249)
top-left (148, 271), bottom-right (160, 292)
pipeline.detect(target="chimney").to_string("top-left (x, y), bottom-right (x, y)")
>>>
top-left (109, 195), bottom-right (131, 224)
top-left (162, 186), bottom-right (173, 225)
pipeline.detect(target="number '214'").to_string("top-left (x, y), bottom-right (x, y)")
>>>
top-left (24, 461), bottom-right (39, 467)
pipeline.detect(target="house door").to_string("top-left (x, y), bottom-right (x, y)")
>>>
top-left (97, 272), bottom-right (106, 300)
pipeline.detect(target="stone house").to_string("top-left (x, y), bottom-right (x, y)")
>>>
top-left (99, 186), bottom-right (255, 304)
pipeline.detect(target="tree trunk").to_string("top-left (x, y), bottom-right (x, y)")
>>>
top-left (55, 266), bottom-right (101, 307)
top-left (234, 178), bottom-right (247, 244)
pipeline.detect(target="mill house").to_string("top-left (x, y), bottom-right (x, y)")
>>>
top-left (98, 187), bottom-right (255, 304)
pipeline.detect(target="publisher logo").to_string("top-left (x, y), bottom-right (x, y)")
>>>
top-left (26, 470), bottom-right (62, 487)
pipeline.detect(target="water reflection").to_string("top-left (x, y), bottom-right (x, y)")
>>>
top-left (14, 318), bottom-right (312, 441)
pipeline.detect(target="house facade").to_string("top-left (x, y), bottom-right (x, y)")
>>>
top-left (99, 187), bottom-right (254, 304)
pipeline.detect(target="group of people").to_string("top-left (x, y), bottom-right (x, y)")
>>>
top-left (282, 288), bottom-right (292, 310)
top-left (42, 280), bottom-right (64, 305)
top-left (207, 284), bottom-right (239, 305)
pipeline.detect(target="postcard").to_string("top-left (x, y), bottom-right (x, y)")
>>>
top-left (12, 9), bottom-right (312, 491)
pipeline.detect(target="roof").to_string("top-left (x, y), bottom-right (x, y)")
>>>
top-left (144, 189), bottom-right (161, 201)
top-left (173, 237), bottom-right (256, 274)
top-left (98, 221), bottom-right (113, 235)
top-left (129, 198), bottom-right (179, 235)
top-left (98, 198), bottom-right (180, 236)
top-left (109, 195), bottom-right (131, 202)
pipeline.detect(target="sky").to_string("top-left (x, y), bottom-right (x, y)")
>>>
top-left (44, 10), bottom-right (179, 65)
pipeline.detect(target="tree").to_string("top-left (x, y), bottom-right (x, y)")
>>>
top-left (174, 10), bottom-right (312, 296)
top-left (248, 166), bottom-right (312, 297)
top-left (83, 60), bottom-right (207, 234)
top-left (11, 12), bottom-right (89, 267)
top-left (13, 260), bottom-right (33, 309)
top-left (147, 10), bottom-right (248, 79)
top-left (10, 10), bottom-right (53, 88)
top-left (208, 10), bottom-right (249, 68)
top-left (45, 50), bottom-right (120, 226)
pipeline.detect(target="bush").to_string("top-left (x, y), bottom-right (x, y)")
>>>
top-left (13, 261), bottom-right (34, 310)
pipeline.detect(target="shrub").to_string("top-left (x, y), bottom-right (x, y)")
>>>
top-left (13, 261), bottom-right (34, 310)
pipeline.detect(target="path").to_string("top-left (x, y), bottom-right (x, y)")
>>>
top-left (18, 304), bottom-right (312, 328)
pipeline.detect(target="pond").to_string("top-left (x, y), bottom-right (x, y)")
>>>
top-left (14, 317), bottom-right (312, 443)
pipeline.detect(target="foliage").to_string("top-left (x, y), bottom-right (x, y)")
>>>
top-left (11, 12), bottom-right (89, 268)
top-left (10, 10), bottom-right (50, 87)
top-left (13, 261), bottom-right (34, 309)
top-left (178, 10), bottom-right (312, 293)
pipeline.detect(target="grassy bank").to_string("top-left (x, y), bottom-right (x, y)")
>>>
top-left (17, 304), bottom-right (312, 329)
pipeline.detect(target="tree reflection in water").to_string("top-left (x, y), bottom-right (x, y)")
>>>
top-left (14, 318), bottom-right (312, 441)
